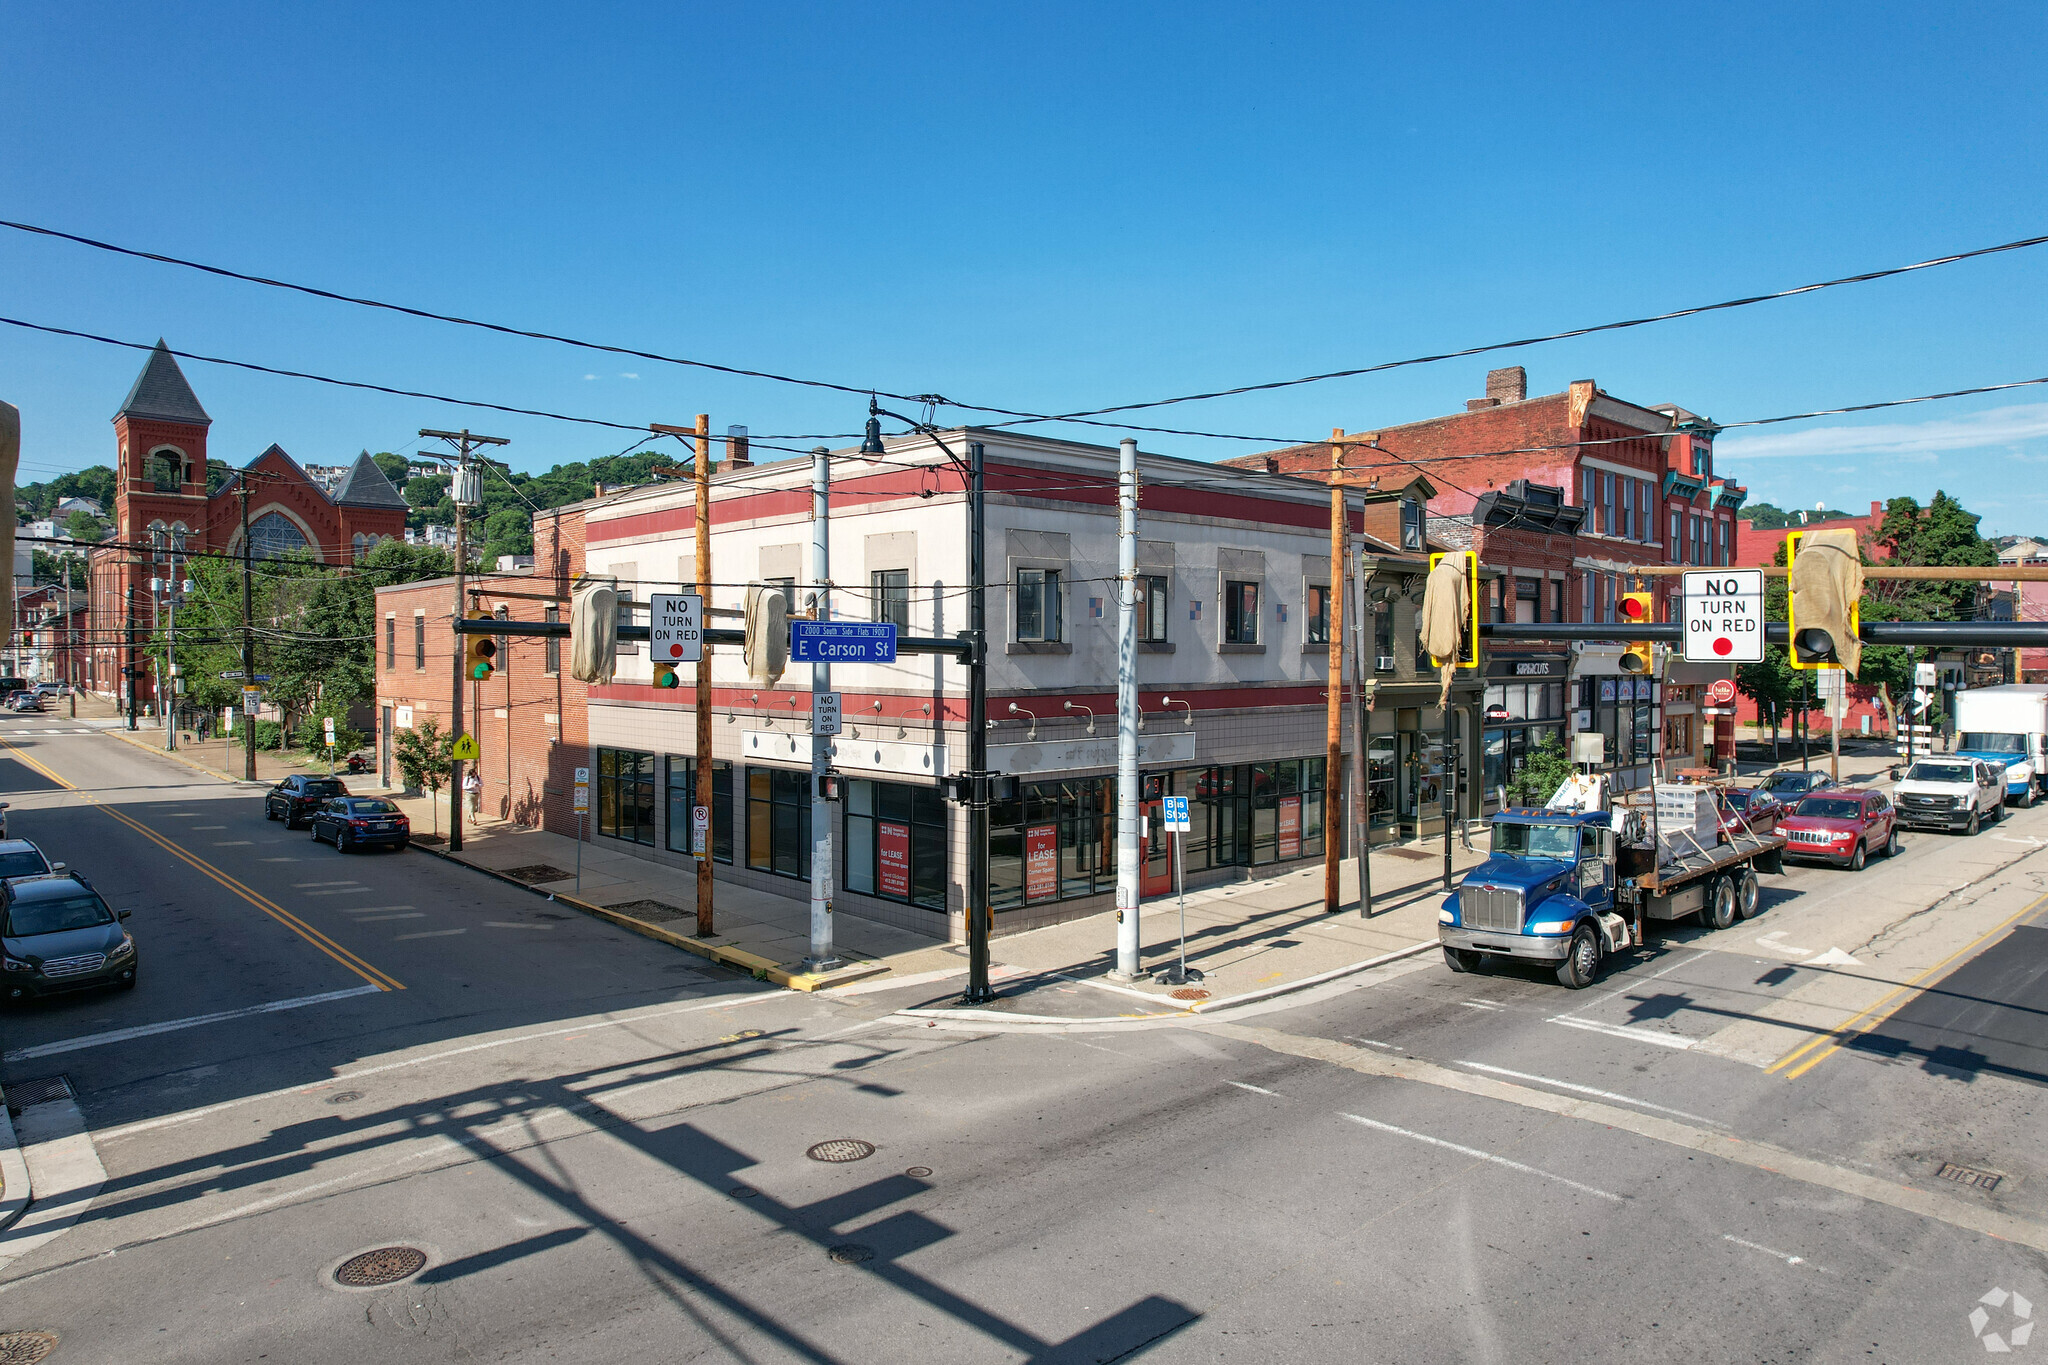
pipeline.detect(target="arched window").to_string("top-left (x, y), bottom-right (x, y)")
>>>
top-left (148, 520), bottom-right (168, 563)
top-left (352, 532), bottom-right (368, 562)
top-left (248, 511), bottom-right (310, 559)
top-left (170, 522), bottom-right (189, 555)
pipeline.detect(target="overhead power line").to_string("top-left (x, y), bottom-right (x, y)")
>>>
top-left (6, 215), bottom-right (2043, 440)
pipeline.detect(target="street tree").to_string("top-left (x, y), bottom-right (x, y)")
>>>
top-left (393, 716), bottom-right (453, 833)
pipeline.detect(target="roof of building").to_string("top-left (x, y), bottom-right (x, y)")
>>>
top-left (114, 341), bottom-right (211, 427)
top-left (332, 452), bottom-right (408, 509)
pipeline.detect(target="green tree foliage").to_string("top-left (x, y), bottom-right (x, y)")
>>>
top-left (31, 550), bottom-right (87, 590)
top-left (62, 509), bottom-right (105, 542)
top-left (294, 706), bottom-right (366, 756)
top-left (1505, 734), bottom-right (1576, 806)
top-left (14, 465), bottom-right (117, 520)
top-left (1742, 502), bottom-right (1854, 530)
top-left (1871, 491), bottom-right (1997, 621)
top-left (394, 717), bottom-right (453, 833)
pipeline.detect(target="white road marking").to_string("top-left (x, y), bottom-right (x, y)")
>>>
top-left (0, 1093), bottom-right (107, 1273)
top-left (1755, 931), bottom-right (1813, 957)
top-left (211, 841), bottom-right (253, 846)
top-left (302, 887), bottom-right (376, 896)
top-left (1226, 1080), bottom-right (1280, 1097)
top-left (2, 985), bottom-right (384, 1062)
top-left (353, 912), bottom-right (425, 921)
top-left (1550, 949), bottom-right (1702, 1024)
top-left (484, 921), bottom-right (553, 930)
top-left (1346, 1037), bottom-right (1401, 1050)
top-left (1722, 1233), bottom-right (1827, 1272)
top-left (1458, 1001), bottom-right (1503, 1011)
top-left (1339, 1112), bottom-right (1623, 1202)
top-left (1548, 1017), bottom-right (1698, 1051)
top-left (1454, 1062), bottom-right (1725, 1126)
top-left (394, 929), bottom-right (466, 940)
top-left (291, 881), bottom-right (359, 888)
top-left (1805, 947), bottom-right (1862, 966)
top-left (97, 989), bottom-right (789, 1143)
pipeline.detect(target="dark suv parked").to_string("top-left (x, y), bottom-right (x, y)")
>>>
top-left (2, 873), bottom-right (137, 1000)
top-left (265, 775), bottom-right (350, 828)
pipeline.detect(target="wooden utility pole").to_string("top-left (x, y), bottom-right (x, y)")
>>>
top-left (654, 415), bottom-right (717, 938)
top-left (422, 428), bottom-right (509, 854)
top-left (1322, 431), bottom-right (1384, 913)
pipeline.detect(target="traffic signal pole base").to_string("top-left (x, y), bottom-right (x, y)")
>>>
top-left (1152, 963), bottom-right (1204, 987)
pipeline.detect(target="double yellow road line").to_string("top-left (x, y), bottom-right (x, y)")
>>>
top-left (1766, 890), bottom-right (2045, 1080)
top-left (0, 736), bottom-right (403, 992)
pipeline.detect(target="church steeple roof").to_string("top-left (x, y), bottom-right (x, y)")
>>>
top-left (333, 451), bottom-right (408, 509)
top-left (115, 341), bottom-right (211, 426)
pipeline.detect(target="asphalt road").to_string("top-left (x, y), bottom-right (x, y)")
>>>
top-left (0, 724), bottom-right (2043, 1364)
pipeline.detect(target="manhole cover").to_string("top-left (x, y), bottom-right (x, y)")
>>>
top-left (905, 1166), bottom-right (932, 1179)
top-left (0, 1332), bottom-right (59, 1365)
top-left (729, 1185), bottom-right (758, 1198)
top-left (326, 1091), bottom-right (363, 1105)
top-left (1937, 1162), bottom-right (2004, 1193)
top-left (807, 1139), bottom-right (876, 1163)
top-left (1170, 988), bottom-right (1210, 1001)
top-left (333, 1245), bottom-right (429, 1287)
top-left (498, 864), bottom-right (575, 885)
top-left (827, 1244), bottom-right (875, 1264)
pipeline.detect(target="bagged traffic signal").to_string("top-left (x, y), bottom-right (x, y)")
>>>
top-left (745, 583), bottom-right (789, 687)
top-left (1787, 527), bottom-right (1863, 674)
top-left (570, 579), bottom-right (619, 684)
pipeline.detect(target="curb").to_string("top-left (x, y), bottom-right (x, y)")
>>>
top-left (0, 1083), bottom-right (30, 1235)
top-left (897, 939), bottom-right (1441, 1028)
top-left (406, 842), bottom-right (887, 993)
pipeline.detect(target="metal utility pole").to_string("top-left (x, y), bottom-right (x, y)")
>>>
top-left (807, 443), bottom-right (838, 970)
top-left (1112, 438), bottom-right (1142, 979)
top-left (164, 579), bottom-right (178, 751)
top-left (654, 416), bottom-right (717, 937)
top-left (1324, 439), bottom-right (1347, 913)
top-left (1350, 544), bottom-right (1373, 917)
top-left (238, 478), bottom-right (257, 780)
top-left (964, 440), bottom-right (994, 1004)
top-left (64, 556), bottom-right (76, 720)
top-left (125, 584), bottom-right (137, 730)
top-left (422, 428), bottom-right (509, 855)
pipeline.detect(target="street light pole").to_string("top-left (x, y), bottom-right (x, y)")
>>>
top-left (965, 438), bottom-right (992, 1003)
top-left (239, 477), bottom-right (257, 780)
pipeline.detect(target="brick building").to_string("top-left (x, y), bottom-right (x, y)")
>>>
top-left (371, 508), bottom-right (590, 836)
top-left (1231, 367), bottom-right (1748, 792)
top-left (84, 342), bottom-right (409, 708)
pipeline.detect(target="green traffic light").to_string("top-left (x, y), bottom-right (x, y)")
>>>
top-left (470, 662), bottom-right (493, 680)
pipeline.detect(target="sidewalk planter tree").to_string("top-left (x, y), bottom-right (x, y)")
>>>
top-left (393, 716), bottom-right (453, 834)
top-left (1505, 734), bottom-right (1575, 807)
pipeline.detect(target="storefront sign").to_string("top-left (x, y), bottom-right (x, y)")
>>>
top-left (1278, 796), bottom-right (1301, 858)
top-left (1025, 824), bottom-right (1058, 901)
top-left (1514, 661), bottom-right (1554, 676)
top-left (878, 821), bottom-right (911, 898)
top-left (1706, 678), bottom-right (1736, 705)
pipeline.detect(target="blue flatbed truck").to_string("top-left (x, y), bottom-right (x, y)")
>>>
top-left (1439, 804), bottom-right (1786, 988)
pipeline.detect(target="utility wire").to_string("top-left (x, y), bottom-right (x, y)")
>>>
top-left (7, 214), bottom-right (2042, 436)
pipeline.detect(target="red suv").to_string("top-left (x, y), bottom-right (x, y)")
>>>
top-left (1779, 788), bottom-right (1899, 870)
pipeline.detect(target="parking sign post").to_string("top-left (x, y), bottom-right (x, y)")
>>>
top-left (1156, 796), bottom-right (1202, 987)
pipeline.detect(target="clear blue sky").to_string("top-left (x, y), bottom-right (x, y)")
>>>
top-left (4, 1), bottom-right (2045, 528)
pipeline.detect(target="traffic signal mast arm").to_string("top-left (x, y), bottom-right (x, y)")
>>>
top-left (458, 615), bottom-right (973, 660)
top-left (1480, 620), bottom-right (2048, 646)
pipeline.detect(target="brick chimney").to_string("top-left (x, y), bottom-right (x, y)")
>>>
top-left (727, 425), bottom-right (752, 469)
top-left (1486, 366), bottom-right (1527, 404)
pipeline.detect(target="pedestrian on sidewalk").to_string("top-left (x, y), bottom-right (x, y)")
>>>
top-left (464, 769), bottom-right (482, 819)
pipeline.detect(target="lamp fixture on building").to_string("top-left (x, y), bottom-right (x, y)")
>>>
top-left (1007, 702), bottom-right (1038, 741)
top-left (1160, 695), bottom-right (1194, 727)
top-left (1062, 701), bottom-right (1096, 737)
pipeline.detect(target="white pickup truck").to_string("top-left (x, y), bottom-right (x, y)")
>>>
top-left (1893, 757), bottom-right (2006, 834)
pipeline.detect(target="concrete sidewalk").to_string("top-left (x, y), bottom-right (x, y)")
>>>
top-left (366, 772), bottom-right (1487, 1012)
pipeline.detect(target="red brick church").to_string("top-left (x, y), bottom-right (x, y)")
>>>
top-left (86, 342), bottom-right (409, 707)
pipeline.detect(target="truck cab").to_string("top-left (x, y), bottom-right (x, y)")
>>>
top-left (1439, 809), bottom-right (1627, 988)
top-left (1952, 684), bottom-right (2048, 807)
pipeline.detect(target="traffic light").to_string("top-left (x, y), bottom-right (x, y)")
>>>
top-left (569, 579), bottom-right (618, 684)
top-left (1618, 590), bottom-right (1655, 674)
top-left (651, 658), bottom-right (681, 689)
top-left (1421, 551), bottom-right (1479, 669)
top-left (816, 771), bottom-right (845, 801)
top-left (463, 610), bottom-right (497, 681)
top-left (745, 583), bottom-right (789, 687)
top-left (1786, 528), bottom-right (1863, 673)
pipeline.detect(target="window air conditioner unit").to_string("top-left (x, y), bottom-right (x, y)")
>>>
top-left (1376, 655), bottom-right (1396, 672)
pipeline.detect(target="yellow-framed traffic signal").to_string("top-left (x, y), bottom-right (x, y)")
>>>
top-left (463, 610), bottom-right (498, 681)
top-left (1785, 529), bottom-right (1860, 670)
top-left (1618, 589), bottom-right (1655, 673)
top-left (1426, 550), bottom-right (1480, 669)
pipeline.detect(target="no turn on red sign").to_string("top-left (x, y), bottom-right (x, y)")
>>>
top-left (1682, 569), bottom-right (1764, 663)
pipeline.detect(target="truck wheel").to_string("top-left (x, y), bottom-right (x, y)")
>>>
top-left (1443, 946), bottom-right (1481, 974)
top-left (2022, 785), bottom-right (2037, 809)
top-left (1735, 867), bottom-right (1760, 919)
top-left (1965, 811), bottom-right (1981, 837)
top-left (1556, 925), bottom-right (1601, 989)
top-left (1703, 876), bottom-right (1737, 931)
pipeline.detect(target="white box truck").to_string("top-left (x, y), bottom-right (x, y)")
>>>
top-left (1952, 684), bottom-right (2048, 806)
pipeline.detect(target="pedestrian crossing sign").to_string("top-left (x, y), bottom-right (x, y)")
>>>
top-left (451, 733), bottom-right (480, 762)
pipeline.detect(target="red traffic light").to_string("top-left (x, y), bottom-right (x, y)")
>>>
top-left (1618, 591), bottom-right (1653, 622)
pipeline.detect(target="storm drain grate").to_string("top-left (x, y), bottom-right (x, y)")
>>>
top-left (1170, 988), bottom-right (1210, 1001)
top-left (334, 1245), bottom-right (429, 1287)
top-left (807, 1139), bottom-right (876, 1163)
top-left (827, 1244), bottom-right (875, 1264)
top-left (497, 864), bottom-right (575, 885)
top-left (4, 1076), bottom-right (71, 1116)
top-left (0, 1331), bottom-right (60, 1365)
top-left (1937, 1162), bottom-right (2004, 1193)
top-left (606, 899), bottom-right (688, 923)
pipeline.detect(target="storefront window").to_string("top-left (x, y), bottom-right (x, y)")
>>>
top-left (745, 767), bottom-right (811, 879)
top-left (597, 748), bottom-right (656, 846)
top-left (666, 757), bottom-right (732, 863)
top-left (846, 779), bottom-right (948, 910)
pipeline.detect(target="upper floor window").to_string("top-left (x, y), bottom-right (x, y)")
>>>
top-left (1223, 580), bottom-right (1260, 645)
top-left (148, 449), bottom-right (185, 492)
top-left (249, 511), bottom-right (309, 560)
top-left (1400, 499), bottom-right (1426, 551)
top-left (1669, 509), bottom-right (1682, 562)
top-left (1136, 574), bottom-right (1169, 643)
top-left (544, 605), bottom-right (561, 675)
top-left (384, 616), bottom-right (396, 671)
top-left (871, 569), bottom-right (910, 630)
top-left (1016, 568), bottom-right (1062, 642)
top-left (1619, 478), bottom-right (1633, 541)
top-left (414, 613), bottom-right (426, 670)
top-left (1306, 583), bottom-right (1330, 644)
top-left (1373, 600), bottom-right (1393, 668)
